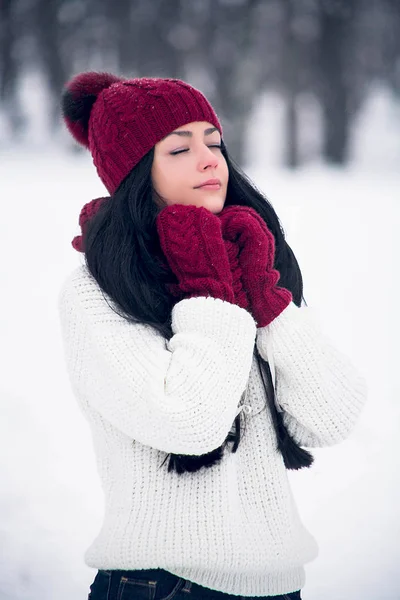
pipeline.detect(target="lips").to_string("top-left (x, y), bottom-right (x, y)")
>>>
top-left (195, 178), bottom-right (222, 189)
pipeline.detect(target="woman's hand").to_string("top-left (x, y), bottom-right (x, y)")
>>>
top-left (218, 205), bottom-right (292, 327)
top-left (156, 204), bottom-right (235, 303)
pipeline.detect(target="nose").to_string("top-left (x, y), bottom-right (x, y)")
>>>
top-left (198, 146), bottom-right (219, 171)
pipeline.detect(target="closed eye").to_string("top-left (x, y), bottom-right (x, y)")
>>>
top-left (170, 148), bottom-right (189, 155)
top-left (170, 144), bottom-right (221, 156)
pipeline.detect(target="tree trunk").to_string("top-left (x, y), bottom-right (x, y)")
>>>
top-left (318, 0), bottom-right (355, 164)
top-left (35, 0), bottom-right (68, 128)
top-left (282, 0), bottom-right (299, 168)
top-left (0, 0), bottom-right (24, 135)
top-left (126, 0), bottom-right (184, 78)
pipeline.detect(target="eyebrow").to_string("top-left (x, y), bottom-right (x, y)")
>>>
top-left (165, 127), bottom-right (219, 138)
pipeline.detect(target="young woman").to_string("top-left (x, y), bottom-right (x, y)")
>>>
top-left (58, 72), bottom-right (367, 600)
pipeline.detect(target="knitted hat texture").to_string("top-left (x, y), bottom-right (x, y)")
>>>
top-left (62, 71), bottom-right (222, 195)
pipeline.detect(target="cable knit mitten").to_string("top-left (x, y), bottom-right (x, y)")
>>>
top-left (223, 239), bottom-right (249, 310)
top-left (156, 204), bottom-right (235, 303)
top-left (219, 205), bottom-right (292, 327)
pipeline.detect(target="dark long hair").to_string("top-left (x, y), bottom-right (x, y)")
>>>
top-left (84, 142), bottom-right (314, 474)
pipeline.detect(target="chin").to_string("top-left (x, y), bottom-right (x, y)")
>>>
top-left (202, 197), bottom-right (226, 214)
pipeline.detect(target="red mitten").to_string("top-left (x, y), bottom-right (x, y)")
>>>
top-left (219, 205), bottom-right (292, 327)
top-left (224, 239), bottom-right (249, 310)
top-left (156, 204), bottom-right (235, 303)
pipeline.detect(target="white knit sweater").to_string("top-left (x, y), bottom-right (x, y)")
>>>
top-left (58, 265), bottom-right (367, 597)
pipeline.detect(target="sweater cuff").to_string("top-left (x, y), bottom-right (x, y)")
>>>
top-left (172, 296), bottom-right (257, 347)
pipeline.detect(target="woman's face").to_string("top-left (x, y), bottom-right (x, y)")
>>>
top-left (151, 121), bottom-right (229, 214)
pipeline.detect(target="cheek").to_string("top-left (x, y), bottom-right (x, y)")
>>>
top-left (220, 159), bottom-right (229, 186)
top-left (152, 162), bottom-right (186, 201)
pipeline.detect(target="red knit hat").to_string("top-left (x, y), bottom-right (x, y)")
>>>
top-left (61, 71), bottom-right (222, 195)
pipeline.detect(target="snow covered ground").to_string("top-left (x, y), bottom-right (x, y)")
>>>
top-left (0, 86), bottom-right (399, 599)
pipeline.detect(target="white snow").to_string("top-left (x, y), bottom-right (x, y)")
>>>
top-left (0, 85), bottom-right (399, 599)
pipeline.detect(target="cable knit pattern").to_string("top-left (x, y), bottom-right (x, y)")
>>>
top-left (224, 238), bottom-right (249, 310)
top-left (58, 265), bottom-right (367, 597)
top-left (219, 206), bottom-right (292, 327)
top-left (156, 205), bottom-right (235, 303)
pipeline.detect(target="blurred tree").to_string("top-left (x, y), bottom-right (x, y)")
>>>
top-left (106, 0), bottom-right (134, 74)
top-left (0, 0), bottom-right (399, 166)
top-left (281, 0), bottom-right (300, 168)
top-left (317, 0), bottom-right (356, 164)
top-left (130, 0), bottom-right (185, 78)
top-left (0, 0), bottom-right (25, 135)
top-left (384, 0), bottom-right (400, 95)
top-left (34, 0), bottom-right (68, 126)
top-left (254, 0), bottom-right (323, 168)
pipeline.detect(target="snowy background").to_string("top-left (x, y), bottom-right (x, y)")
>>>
top-left (1, 82), bottom-right (400, 600)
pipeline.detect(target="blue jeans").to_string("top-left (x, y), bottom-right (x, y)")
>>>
top-left (88, 568), bottom-right (302, 599)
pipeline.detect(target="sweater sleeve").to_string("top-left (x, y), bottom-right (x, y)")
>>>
top-left (256, 302), bottom-right (367, 447)
top-left (58, 266), bottom-right (257, 455)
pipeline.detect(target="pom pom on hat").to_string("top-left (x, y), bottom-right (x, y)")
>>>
top-left (62, 72), bottom-right (122, 147)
